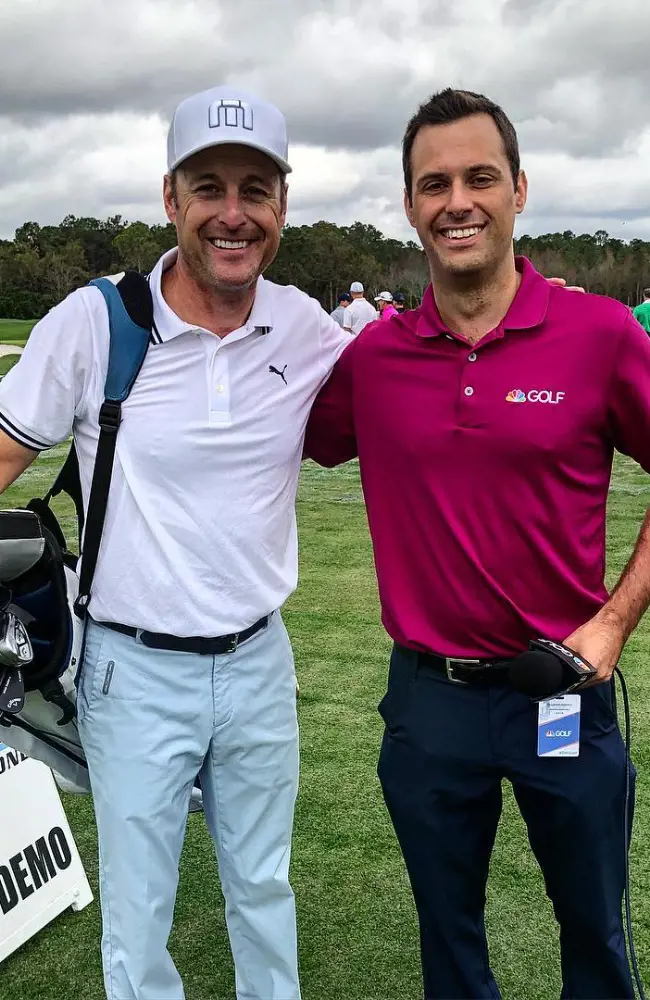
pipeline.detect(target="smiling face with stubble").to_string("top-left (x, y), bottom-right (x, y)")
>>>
top-left (404, 113), bottom-right (528, 284)
top-left (163, 143), bottom-right (287, 293)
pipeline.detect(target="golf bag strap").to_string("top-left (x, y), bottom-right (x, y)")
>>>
top-left (27, 494), bottom-right (72, 554)
top-left (41, 444), bottom-right (84, 546)
top-left (73, 272), bottom-right (152, 618)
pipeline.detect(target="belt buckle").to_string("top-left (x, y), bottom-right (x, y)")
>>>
top-left (445, 657), bottom-right (481, 684)
top-left (226, 633), bottom-right (239, 654)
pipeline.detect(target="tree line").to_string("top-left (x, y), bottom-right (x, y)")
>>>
top-left (1, 215), bottom-right (649, 320)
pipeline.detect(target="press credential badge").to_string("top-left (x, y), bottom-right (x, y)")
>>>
top-left (537, 694), bottom-right (581, 757)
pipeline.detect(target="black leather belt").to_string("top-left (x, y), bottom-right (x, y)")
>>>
top-left (415, 650), bottom-right (513, 686)
top-left (97, 615), bottom-right (269, 655)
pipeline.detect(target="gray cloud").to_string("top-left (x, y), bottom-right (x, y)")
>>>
top-left (0, 0), bottom-right (649, 243)
top-left (3, 0), bottom-right (646, 154)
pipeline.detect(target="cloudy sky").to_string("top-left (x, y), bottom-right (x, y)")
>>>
top-left (2, 0), bottom-right (649, 244)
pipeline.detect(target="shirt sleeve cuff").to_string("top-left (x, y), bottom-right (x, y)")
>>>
top-left (0, 409), bottom-right (53, 452)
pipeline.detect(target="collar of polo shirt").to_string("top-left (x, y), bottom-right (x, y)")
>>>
top-left (415, 256), bottom-right (550, 341)
top-left (148, 248), bottom-right (273, 344)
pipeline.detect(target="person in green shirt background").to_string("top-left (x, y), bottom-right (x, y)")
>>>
top-left (633, 288), bottom-right (650, 332)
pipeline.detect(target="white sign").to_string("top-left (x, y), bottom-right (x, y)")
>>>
top-left (0, 742), bottom-right (93, 963)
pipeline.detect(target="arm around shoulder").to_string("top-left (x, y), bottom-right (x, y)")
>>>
top-left (305, 338), bottom-right (358, 467)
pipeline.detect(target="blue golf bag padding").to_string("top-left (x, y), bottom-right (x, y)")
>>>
top-left (0, 272), bottom-right (204, 811)
top-left (89, 277), bottom-right (151, 404)
top-left (74, 274), bottom-right (152, 618)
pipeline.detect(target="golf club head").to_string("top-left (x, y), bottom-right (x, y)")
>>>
top-left (0, 611), bottom-right (33, 668)
top-left (0, 664), bottom-right (25, 714)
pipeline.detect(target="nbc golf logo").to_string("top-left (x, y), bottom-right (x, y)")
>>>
top-left (506, 388), bottom-right (565, 404)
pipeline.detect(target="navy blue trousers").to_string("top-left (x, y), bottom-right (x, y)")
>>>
top-left (377, 644), bottom-right (635, 1000)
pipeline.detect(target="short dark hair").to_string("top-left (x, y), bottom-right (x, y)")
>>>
top-left (170, 168), bottom-right (179, 204)
top-left (402, 88), bottom-right (520, 201)
top-left (644, 287), bottom-right (650, 299)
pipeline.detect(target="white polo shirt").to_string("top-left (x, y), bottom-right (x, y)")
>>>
top-left (344, 297), bottom-right (377, 335)
top-left (0, 250), bottom-right (350, 635)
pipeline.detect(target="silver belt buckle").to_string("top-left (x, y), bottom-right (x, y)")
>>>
top-left (445, 657), bottom-right (481, 684)
top-left (226, 633), bottom-right (239, 654)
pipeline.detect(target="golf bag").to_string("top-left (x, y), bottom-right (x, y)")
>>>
top-left (0, 273), bottom-right (204, 811)
top-left (0, 509), bottom-right (88, 793)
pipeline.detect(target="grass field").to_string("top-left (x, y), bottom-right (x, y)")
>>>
top-left (0, 355), bottom-right (20, 378)
top-left (0, 318), bottom-right (36, 348)
top-left (1, 452), bottom-right (650, 1000)
top-left (0, 319), bottom-right (35, 379)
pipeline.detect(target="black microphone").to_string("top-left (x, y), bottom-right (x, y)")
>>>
top-left (508, 639), bottom-right (596, 701)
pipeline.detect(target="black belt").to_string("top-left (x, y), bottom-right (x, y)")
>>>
top-left (414, 649), bottom-right (514, 686)
top-left (97, 615), bottom-right (269, 655)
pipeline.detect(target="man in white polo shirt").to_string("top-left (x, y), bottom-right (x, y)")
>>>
top-left (0, 87), bottom-right (349, 1000)
top-left (343, 281), bottom-right (377, 335)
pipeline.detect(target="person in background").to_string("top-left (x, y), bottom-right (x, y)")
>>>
top-left (375, 291), bottom-right (399, 321)
top-left (344, 281), bottom-right (378, 335)
top-left (330, 291), bottom-right (352, 327)
top-left (393, 291), bottom-right (406, 314)
top-left (633, 287), bottom-right (650, 333)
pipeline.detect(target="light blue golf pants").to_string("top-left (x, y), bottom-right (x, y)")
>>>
top-left (77, 612), bottom-right (300, 1000)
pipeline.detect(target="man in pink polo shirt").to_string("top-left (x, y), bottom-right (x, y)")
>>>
top-left (374, 291), bottom-right (399, 320)
top-left (305, 89), bottom-right (650, 999)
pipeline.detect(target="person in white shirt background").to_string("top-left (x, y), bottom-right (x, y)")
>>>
top-left (343, 280), bottom-right (378, 335)
top-left (0, 86), bottom-right (349, 1000)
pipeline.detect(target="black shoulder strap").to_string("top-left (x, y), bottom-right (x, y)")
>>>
top-left (72, 271), bottom-right (153, 617)
top-left (41, 441), bottom-right (84, 548)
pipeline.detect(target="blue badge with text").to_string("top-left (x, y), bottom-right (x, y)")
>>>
top-left (537, 695), bottom-right (581, 757)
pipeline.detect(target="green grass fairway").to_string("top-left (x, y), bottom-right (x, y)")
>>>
top-left (0, 355), bottom-right (20, 378)
top-left (0, 318), bottom-right (37, 348)
top-left (2, 455), bottom-right (649, 999)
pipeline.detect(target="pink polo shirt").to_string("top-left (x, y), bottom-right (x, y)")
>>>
top-left (305, 257), bottom-right (650, 657)
top-left (380, 304), bottom-right (399, 321)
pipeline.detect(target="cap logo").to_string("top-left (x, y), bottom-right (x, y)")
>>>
top-left (209, 99), bottom-right (254, 132)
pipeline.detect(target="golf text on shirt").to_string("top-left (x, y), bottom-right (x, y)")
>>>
top-left (506, 388), bottom-right (565, 404)
top-left (305, 257), bottom-right (650, 658)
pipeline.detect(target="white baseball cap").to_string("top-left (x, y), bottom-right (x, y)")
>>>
top-left (167, 86), bottom-right (292, 174)
top-left (375, 291), bottom-right (394, 302)
top-left (350, 281), bottom-right (364, 293)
